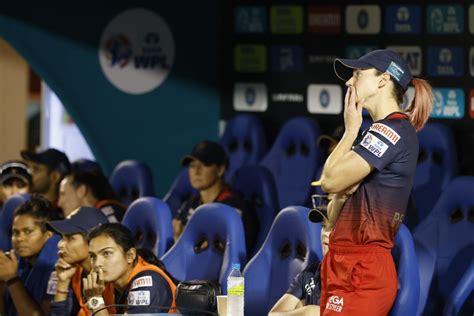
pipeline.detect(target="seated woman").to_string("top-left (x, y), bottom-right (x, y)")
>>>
top-left (83, 223), bottom-right (177, 315)
top-left (0, 195), bottom-right (63, 316)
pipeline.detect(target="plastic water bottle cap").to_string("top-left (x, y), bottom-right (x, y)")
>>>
top-left (232, 263), bottom-right (240, 270)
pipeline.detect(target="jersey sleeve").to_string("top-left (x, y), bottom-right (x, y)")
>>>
top-left (285, 270), bottom-right (305, 299)
top-left (353, 122), bottom-right (405, 171)
top-left (126, 270), bottom-right (173, 313)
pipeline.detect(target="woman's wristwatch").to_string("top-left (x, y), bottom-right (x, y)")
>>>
top-left (86, 296), bottom-right (105, 310)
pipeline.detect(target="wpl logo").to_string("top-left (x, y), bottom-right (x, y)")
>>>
top-left (99, 8), bottom-right (175, 94)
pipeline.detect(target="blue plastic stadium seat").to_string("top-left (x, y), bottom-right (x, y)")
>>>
top-left (161, 203), bottom-right (246, 291)
top-left (408, 123), bottom-right (457, 228)
top-left (260, 117), bottom-right (322, 208)
top-left (109, 160), bottom-right (154, 206)
top-left (413, 176), bottom-right (474, 315)
top-left (121, 197), bottom-right (174, 257)
top-left (389, 224), bottom-right (420, 316)
top-left (0, 193), bottom-right (30, 251)
top-left (243, 206), bottom-right (322, 316)
top-left (443, 260), bottom-right (474, 316)
top-left (231, 165), bottom-right (279, 255)
top-left (220, 114), bottom-right (267, 182)
top-left (162, 168), bottom-right (196, 217)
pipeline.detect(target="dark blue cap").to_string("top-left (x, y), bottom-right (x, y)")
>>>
top-left (46, 206), bottom-right (109, 235)
top-left (21, 148), bottom-right (71, 176)
top-left (181, 140), bottom-right (228, 167)
top-left (334, 49), bottom-right (412, 91)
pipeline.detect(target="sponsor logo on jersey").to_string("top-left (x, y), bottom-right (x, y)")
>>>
top-left (128, 290), bottom-right (151, 306)
top-left (360, 133), bottom-right (389, 158)
top-left (326, 295), bottom-right (344, 312)
top-left (369, 123), bottom-right (401, 145)
top-left (130, 276), bottom-right (153, 290)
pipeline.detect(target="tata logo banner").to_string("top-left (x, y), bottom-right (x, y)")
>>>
top-left (427, 47), bottom-right (464, 77)
top-left (345, 5), bottom-right (381, 34)
top-left (234, 45), bottom-right (267, 73)
top-left (233, 83), bottom-right (267, 112)
top-left (386, 46), bottom-right (422, 76)
top-left (431, 88), bottom-right (464, 119)
top-left (270, 6), bottom-right (303, 34)
top-left (307, 84), bottom-right (342, 114)
top-left (385, 5), bottom-right (421, 34)
top-left (271, 46), bottom-right (303, 73)
top-left (308, 5), bottom-right (341, 34)
top-left (234, 6), bottom-right (266, 33)
top-left (99, 8), bottom-right (175, 94)
top-left (345, 46), bottom-right (378, 59)
top-left (427, 5), bottom-right (464, 34)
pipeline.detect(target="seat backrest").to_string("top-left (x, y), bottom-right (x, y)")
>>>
top-left (230, 165), bottom-right (279, 255)
top-left (243, 206), bottom-right (322, 316)
top-left (0, 193), bottom-right (31, 251)
top-left (443, 260), bottom-right (474, 316)
top-left (160, 203), bottom-right (246, 291)
top-left (412, 123), bottom-right (457, 226)
top-left (109, 160), bottom-right (154, 205)
top-left (389, 224), bottom-right (420, 316)
top-left (260, 117), bottom-right (322, 208)
top-left (121, 197), bottom-right (174, 257)
top-left (220, 114), bottom-right (267, 182)
top-left (162, 168), bottom-right (197, 217)
top-left (413, 176), bottom-right (474, 315)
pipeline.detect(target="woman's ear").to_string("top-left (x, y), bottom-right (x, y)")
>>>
top-left (217, 165), bottom-right (226, 178)
top-left (127, 248), bottom-right (137, 264)
top-left (43, 230), bottom-right (53, 241)
top-left (379, 73), bottom-right (391, 88)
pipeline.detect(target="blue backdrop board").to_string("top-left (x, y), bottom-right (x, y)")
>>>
top-left (0, 3), bottom-right (220, 196)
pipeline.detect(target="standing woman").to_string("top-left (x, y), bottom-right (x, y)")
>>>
top-left (83, 224), bottom-right (176, 315)
top-left (319, 49), bottom-right (433, 315)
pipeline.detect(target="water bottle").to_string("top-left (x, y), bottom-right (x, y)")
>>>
top-left (227, 263), bottom-right (244, 316)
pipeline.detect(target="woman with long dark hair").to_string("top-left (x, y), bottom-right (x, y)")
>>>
top-left (82, 223), bottom-right (176, 315)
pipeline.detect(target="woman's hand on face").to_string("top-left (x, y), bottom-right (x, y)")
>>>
top-left (0, 250), bottom-right (18, 281)
top-left (344, 86), bottom-right (364, 134)
top-left (55, 258), bottom-right (77, 283)
top-left (83, 268), bottom-right (106, 299)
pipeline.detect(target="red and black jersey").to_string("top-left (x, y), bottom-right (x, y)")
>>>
top-left (331, 112), bottom-right (418, 249)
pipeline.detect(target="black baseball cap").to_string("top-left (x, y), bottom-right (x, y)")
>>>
top-left (181, 140), bottom-right (228, 167)
top-left (334, 49), bottom-right (412, 91)
top-left (46, 206), bottom-right (108, 235)
top-left (0, 160), bottom-right (32, 185)
top-left (21, 148), bottom-right (71, 175)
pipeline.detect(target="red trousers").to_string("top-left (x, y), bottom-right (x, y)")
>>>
top-left (320, 244), bottom-right (398, 315)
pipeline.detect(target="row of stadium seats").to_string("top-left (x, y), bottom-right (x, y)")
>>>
top-left (109, 114), bottom-right (459, 233)
top-left (0, 175), bottom-right (472, 314)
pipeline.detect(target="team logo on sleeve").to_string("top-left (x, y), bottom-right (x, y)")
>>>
top-left (361, 133), bottom-right (389, 157)
top-left (369, 123), bottom-right (401, 144)
top-left (130, 276), bottom-right (153, 289)
top-left (128, 290), bottom-right (151, 305)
